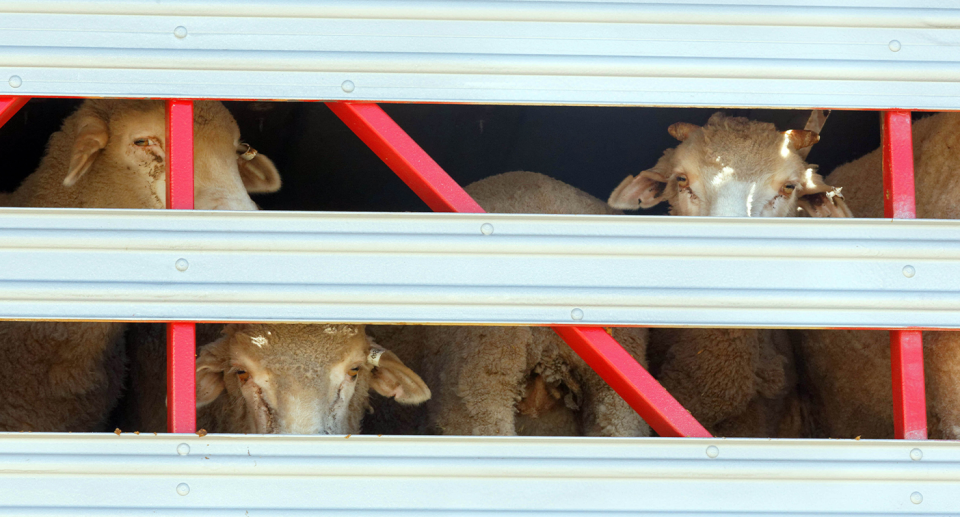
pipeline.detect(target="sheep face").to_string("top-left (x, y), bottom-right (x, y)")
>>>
top-left (60, 100), bottom-right (280, 210)
top-left (608, 113), bottom-right (851, 218)
top-left (195, 324), bottom-right (430, 434)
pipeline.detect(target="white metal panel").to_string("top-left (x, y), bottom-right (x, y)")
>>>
top-left (0, 207), bottom-right (958, 328)
top-left (0, 433), bottom-right (955, 515)
top-left (2, 1), bottom-right (960, 108)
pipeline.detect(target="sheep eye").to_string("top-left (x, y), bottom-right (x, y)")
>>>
top-left (677, 174), bottom-right (689, 189)
top-left (782, 184), bottom-right (797, 195)
top-left (348, 366), bottom-right (360, 379)
top-left (236, 370), bottom-right (250, 383)
top-left (133, 138), bottom-right (149, 146)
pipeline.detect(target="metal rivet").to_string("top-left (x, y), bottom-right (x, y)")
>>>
top-left (175, 258), bottom-right (189, 272)
top-left (706, 445), bottom-right (719, 458)
top-left (910, 491), bottom-right (922, 504)
top-left (480, 223), bottom-right (494, 235)
top-left (341, 80), bottom-right (355, 93)
top-left (571, 308), bottom-right (584, 321)
top-left (176, 483), bottom-right (190, 496)
top-left (177, 443), bottom-right (190, 456)
top-left (8, 75), bottom-right (22, 88)
top-left (903, 265), bottom-right (915, 278)
top-left (174, 26), bottom-right (188, 39)
top-left (889, 40), bottom-right (902, 52)
top-left (910, 448), bottom-right (923, 461)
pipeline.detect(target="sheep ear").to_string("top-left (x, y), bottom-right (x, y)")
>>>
top-left (238, 146), bottom-right (281, 193)
top-left (63, 116), bottom-right (109, 187)
top-left (608, 149), bottom-right (678, 210)
top-left (668, 122), bottom-right (700, 142)
top-left (367, 345), bottom-right (431, 405)
top-left (195, 336), bottom-right (229, 408)
top-left (796, 169), bottom-right (853, 218)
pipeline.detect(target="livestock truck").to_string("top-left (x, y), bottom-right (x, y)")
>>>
top-left (0, 0), bottom-right (956, 514)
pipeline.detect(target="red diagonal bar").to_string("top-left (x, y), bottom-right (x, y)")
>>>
top-left (165, 100), bottom-right (197, 433)
top-left (326, 102), bottom-right (484, 213)
top-left (328, 101), bottom-right (710, 438)
top-left (0, 97), bottom-right (29, 128)
top-left (881, 110), bottom-right (926, 440)
top-left (554, 327), bottom-right (710, 437)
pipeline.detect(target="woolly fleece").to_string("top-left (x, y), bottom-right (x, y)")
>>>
top-left (122, 323), bottom-right (429, 434)
top-left (367, 171), bottom-right (650, 437)
top-left (0, 100), bottom-right (280, 432)
top-left (799, 112), bottom-right (960, 439)
top-left (607, 114), bottom-right (838, 437)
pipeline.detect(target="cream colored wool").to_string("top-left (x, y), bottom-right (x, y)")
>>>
top-left (368, 171), bottom-right (650, 437)
top-left (0, 99), bottom-right (280, 432)
top-left (123, 323), bottom-right (429, 434)
top-left (606, 113), bottom-right (849, 437)
top-left (799, 112), bottom-right (960, 439)
top-left (648, 328), bottom-right (801, 437)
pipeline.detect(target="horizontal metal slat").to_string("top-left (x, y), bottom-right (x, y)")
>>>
top-left (0, 433), bottom-right (955, 515)
top-left (0, 208), bottom-right (957, 328)
top-left (1, 1), bottom-right (960, 108)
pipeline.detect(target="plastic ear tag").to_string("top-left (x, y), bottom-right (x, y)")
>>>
top-left (237, 142), bottom-right (258, 161)
top-left (367, 348), bottom-right (385, 367)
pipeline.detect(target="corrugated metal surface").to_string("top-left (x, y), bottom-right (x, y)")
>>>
top-left (0, 433), bottom-right (955, 515)
top-left (0, 207), bottom-right (958, 328)
top-left (2, 1), bottom-right (960, 108)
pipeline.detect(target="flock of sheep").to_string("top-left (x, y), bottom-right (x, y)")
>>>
top-left (2, 99), bottom-right (958, 441)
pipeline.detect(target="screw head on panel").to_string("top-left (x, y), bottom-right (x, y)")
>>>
top-left (706, 445), bottom-right (719, 458)
top-left (480, 223), bottom-right (494, 235)
top-left (8, 75), bottom-right (22, 88)
top-left (910, 491), bottom-right (922, 504)
top-left (176, 483), bottom-right (190, 496)
top-left (176, 443), bottom-right (190, 456)
top-left (571, 308), bottom-right (584, 321)
top-left (903, 265), bottom-right (915, 278)
top-left (910, 448), bottom-right (923, 461)
top-left (341, 80), bottom-right (356, 93)
top-left (889, 40), bottom-right (902, 52)
top-left (175, 258), bottom-right (189, 272)
top-left (174, 26), bottom-right (188, 39)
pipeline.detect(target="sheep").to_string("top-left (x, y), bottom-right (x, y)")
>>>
top-left (0, 99), bottom-right (281, 432)
top-left (605, 113), bottom-right (851, 437)
top-left (607, 113), bottom-right (851, 218)
top-left (798, 112), bottom-right (960, 440)
top-left (365, 172), bottom-right (650, 437)
top-left (122, 323), bottom-right (430, 434)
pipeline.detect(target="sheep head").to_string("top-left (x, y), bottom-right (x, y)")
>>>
top-left (608, 113), bottom-right (851, 218)
top-left (57, 100), bottom-right (280, 210)
top-left (195, 324), bottom-right (430, 435)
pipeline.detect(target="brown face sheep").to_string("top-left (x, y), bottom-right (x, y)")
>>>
top-left (799, 112), bottom-right (960, 440)
top-left (124, 323), bottom-right (430, 434)
top-left (0, 99), bottom-right (281, 432)
top-left (606, 113), bottom-right (850, 437)
top-left (365, 172), bottom-right (650, 437)
top-left (7, 100), bottom-right (280, 210)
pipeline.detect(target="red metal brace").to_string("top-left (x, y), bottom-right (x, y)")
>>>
top-left (165, 100), bottom-right (197, 433)
top-left (0, 97), bottom-right (29, 128)
top-left (328, 102), bottom-right (710, 438)
top-left (882, 110), bottom-right (926, 440)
